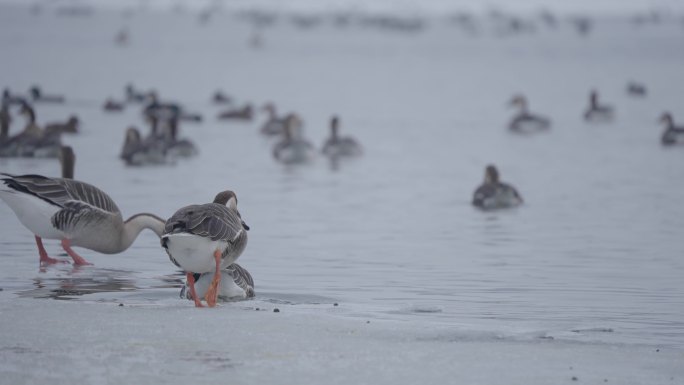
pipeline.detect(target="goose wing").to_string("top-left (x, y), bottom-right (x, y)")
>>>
top-left (1, 173), bottom-right (120, 214)
top-left (226, 263), bottom-right (255, 297)
top-left (164, 203), bottom-right (245, 243)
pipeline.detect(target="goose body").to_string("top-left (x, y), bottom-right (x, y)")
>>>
top-left (472, 165), bottom-right (523, 210)
top-left (1, 147), bottom-right (165, 265)
top-left (260, 103), bottom-right (294, 136)
top-left (508, 95), bottom-right (551, 133)
top-left (161, 190), bottom-right (249, 307)
top-left (660, 113), bottom-right (684, 146)
top-left (44, 115), bottom-right (79, 135)
top-left (584, 91), bottom-right (614, 122)
top-left (321, 116), bottom-right (362, 158)
top-left (181, 263), bottom-right (255, 302)
top-left (273, 114), bottom-right (315, 164)
top-left (120, 127), bottom-right (168, 166)
top-left (218, 104), bottom-right (253, 121)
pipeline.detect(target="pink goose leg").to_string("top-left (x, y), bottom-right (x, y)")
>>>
top-left (204, 250), bottom-right (222, 308)
top-left (60, 239), bottom-right (93, 266)
top-left (36, 236), bottom-right (68, 265)
top-left (187, 272), bottom-right (204, 308)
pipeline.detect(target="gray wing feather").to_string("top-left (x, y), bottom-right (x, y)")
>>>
top-left (51, 200), bottom-right (114, 233)
top-left (1, 174), bottom-right (120, 214)
top-left (164, 203), bottom-right (244, 242)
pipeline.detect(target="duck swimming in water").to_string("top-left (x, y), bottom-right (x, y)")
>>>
top-left (659, 112), bottom-right (684, 146)
top-left (584, 90), bottom-right (614, 122)
top-left (508, 95), bottom-right (551, 133)
top-left (626, 82), bottom-right (647, 97)
top-left (472, 165), bottom-right (523, 210)
top-left (161, 190), bottom-right (250, 308)
top-left (0, 146), bottom-right (166, 266)
top-left (321, 115), bottom-right (362, 158)
top-left (218, 104), bottom-right (253, 121)
top-left (44, 115), bottom-right (79, 136)
top-left (272, 114), bottom-right (315, 164)
top-left (120, 126), bottom-right (168, 166)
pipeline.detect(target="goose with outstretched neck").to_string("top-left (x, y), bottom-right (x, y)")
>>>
top-left (508, 95), bottom-right (551, 133)
top-left (472, 165), bottom-right (523, 210)
top-left (660, 112), bottom-right (684, 146)
top-left (321, 115), bottom-right (362, 158)
top-left (161, 190), bottom-right (250, 308)
top-left (0, 145), bottom-right (165, 266)
top-left (584, 90), bottom-right (614, 122)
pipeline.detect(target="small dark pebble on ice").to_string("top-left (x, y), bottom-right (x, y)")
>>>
top-left (572, 376), bottom-right (578, 381)
top-left (255, 307), bottom-right (260, 311)
top-left (333, 303), bottom-right (338, 306)
top-left (0, 288), bottom-right (3, 291)
top-left (604, 380), bottom-right (608, 383)
top-left (656, 349), bottom-right (660, 352)
top-left (118, 303), bottom-right (124, 307)
top-left (366, 321), bottom-right (370, 324)
top-left (273, 308), bottom-right (280, 313)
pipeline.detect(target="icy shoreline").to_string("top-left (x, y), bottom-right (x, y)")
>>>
top-left (0, 293), bottom-right (681, 385)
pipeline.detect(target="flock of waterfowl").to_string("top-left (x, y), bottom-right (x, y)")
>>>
top-left (1, 72), bottom-right (682, 306)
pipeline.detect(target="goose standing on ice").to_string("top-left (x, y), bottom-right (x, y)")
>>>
top-left (321, 115), bottom-right (362, 158)
top-left (584, 90), bottom-right (614, 122)
top-left (180, 263), bottom-right (255, 302)
top-left (0, 146), bottom-right (165, 265)
top-left (508, 95), bottom-right (551, 133)
top-left (272, 114), bottom-right (315, 164)
top-left (161, 190), bottom-right (250, 307)
top-left (660, 112), bottom-right (684, 146)
top-left (472, 165), bottom-right (523, 210)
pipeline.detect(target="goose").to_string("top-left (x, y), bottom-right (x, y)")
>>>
top-left (260, 103), bottom-right (290, 136)
top-left (29, 86), bottom-right (65, 103)
top-left (125, 83), bottom-right (148, 103)
top-left (120, 126), bottom-right (168, 166)
top-left (217, 104), bottom-right (253, 121)
top-left (660, 112), bottom-right (684, 146)
top-left (161, 190), bottom-right (250, 307)
top-left (103, 98), bottom-right (125, 112)
top-left (44, 115), bottom-right (79, 135)
top-left (0, 103), bottom-right (60, 158)
top-left (273, 114), bottom-right (315, 164)
top-left (144, 92), bottom-right (202, 123)
top-left (626, 82), bottom-right (647, 97)
top-left (472, 165), bottom-right (523, 210)
top-left (180, 263), bottom-right (255, 302)
top-left (213, 90), bottom-right (232, 104)
top-left (508, 95), bottom-right (551, 133)
top-left (0, 146), bottom-right (165, 265)
top-left (584, 90), bottom-right (614, 122)
top-left (163, 118), bottom-right (198, 158)
top-left (321, 116), bottom-right (362, 158)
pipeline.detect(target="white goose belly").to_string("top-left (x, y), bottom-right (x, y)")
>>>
top-left (164, 233), bottom-right (229, 273)
top-left (0, 190), bottom-right (64, 239)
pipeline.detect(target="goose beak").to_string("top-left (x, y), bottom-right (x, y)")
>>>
top-left (242, 221), bottom-right (250, 231)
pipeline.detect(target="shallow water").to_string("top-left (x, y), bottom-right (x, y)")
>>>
top-left (1, 5), bottom-right (684, 350)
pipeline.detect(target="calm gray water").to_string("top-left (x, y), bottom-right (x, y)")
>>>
top-left (1, 5), bottom-right (683, 348)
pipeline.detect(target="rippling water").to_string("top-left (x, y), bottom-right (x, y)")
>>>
top-left (1, 5), bottom-right (683, 348)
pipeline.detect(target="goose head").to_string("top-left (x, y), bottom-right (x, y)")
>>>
top-left (213, 190), bottom-right (250, 230)
top-left (58, 145), bottom-right (76, 179)
top-left (508, 95), bottom-right (528, 112)
top-left (659, 112), bottom-right (673, 127)
top-left (262, 103), bottom-right (276, 119)
top-left (484, 164), bottom-right (500, 184)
